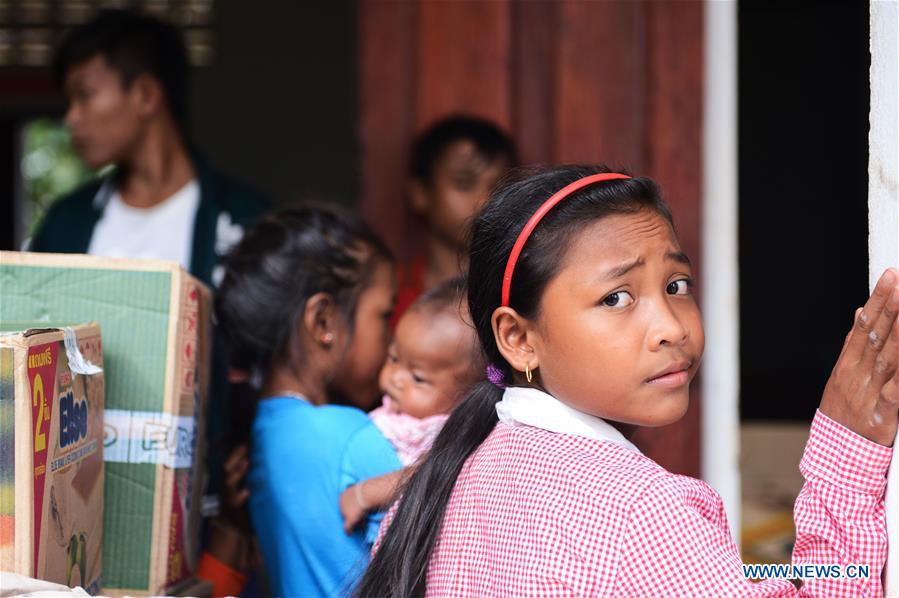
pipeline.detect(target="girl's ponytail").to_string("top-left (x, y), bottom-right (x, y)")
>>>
top-left (355, 381), bottom-right (503, 598)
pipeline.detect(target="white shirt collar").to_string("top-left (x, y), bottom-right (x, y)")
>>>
top-left (495, 386), bottom-right (641, 453)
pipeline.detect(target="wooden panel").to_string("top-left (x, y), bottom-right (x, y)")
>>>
top-left (644, 0), bottom-right (704, 255)
top-left (415, 0), bottom-right (513, 130)
top-left (512, 0), bottom-right (558, 165)
top-left (630, 0), bottom-right (704, 477)
top-left (554, 0), bottom-right (646, 169)
top-left (358, 0), bottom-right (705, 476)
top-left (357, 0), bottom-right (417, 257)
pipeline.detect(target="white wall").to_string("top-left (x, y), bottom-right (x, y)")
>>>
top-left (869, 1), bottom-right (898, 594)
top-left (701, 0), bottom-right (740, 540)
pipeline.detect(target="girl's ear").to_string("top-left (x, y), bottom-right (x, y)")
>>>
top-left (302, 292), bottom-right (339, 348)
top-left (491, 306), bottom-right (539, 374)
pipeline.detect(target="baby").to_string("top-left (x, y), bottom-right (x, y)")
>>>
top-left (339, 278), bottom-right (484, 531)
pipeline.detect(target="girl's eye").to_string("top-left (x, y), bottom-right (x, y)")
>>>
top-left (387, 352), bottom-right (399, 363)
top-left (601, 291), bottom-right (634, 308)
top-left (667, 279), bottom-right (693, 296)
top-left (412, 373), bottom-right (427, 384)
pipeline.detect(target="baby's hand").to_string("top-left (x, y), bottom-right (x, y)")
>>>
top-left (820, 268), bottom-right (899, 446)
top-left (339, 483), bottom-right (369, 535)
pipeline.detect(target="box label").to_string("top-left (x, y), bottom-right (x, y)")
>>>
top-left (103, 410), bottom-right (196, 468)
top-left (27, 342), bottom-right (58, 576)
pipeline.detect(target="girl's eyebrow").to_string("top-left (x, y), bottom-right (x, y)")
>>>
top-left (667, 251), bottom-right (691, 266)
top-left (598, 251), bottom-right (691, 282)
top-left (600, 257), bottom-right (645, 281)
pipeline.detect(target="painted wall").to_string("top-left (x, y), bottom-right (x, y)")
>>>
top-left (868, 1), bottom-right (898, 593)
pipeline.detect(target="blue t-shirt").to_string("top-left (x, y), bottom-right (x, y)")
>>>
top-left (248, 397), bottom-right (402, 597)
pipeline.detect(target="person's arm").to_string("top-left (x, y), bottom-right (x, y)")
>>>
top-left (196, 445), bottom-right (255, 596)
top-left (614, 409), bottom-right (891, 597)
top-left (339, 468), bottom-right (414, 533)
top-left (339, 422), bottom-right (404, 544)
top-left (616, 269), bottom-right (899, 597)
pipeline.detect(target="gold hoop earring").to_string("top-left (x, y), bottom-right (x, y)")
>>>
top-left (525, 363), bottom-right (533, 384)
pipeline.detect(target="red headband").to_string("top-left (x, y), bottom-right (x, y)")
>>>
top-left (500, 172), bottom-right (632, 307)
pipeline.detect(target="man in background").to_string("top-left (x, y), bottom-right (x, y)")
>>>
top-left (29, 12), bottom-right (270, 592)
top-left (30, 9), bottom-right (269, 288)
top-left (392, 115), bottom-right (517, 326)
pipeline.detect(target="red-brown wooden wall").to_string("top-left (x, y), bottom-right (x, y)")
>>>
top-left (358, 0), bottom-right (703, 476)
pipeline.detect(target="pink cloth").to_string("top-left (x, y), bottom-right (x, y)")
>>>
top-left (369, 396), bottom-right (449, 466)
top-left (379, 410), bottom-right (892, 596)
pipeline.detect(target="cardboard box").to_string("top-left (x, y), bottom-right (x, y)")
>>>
top-left (0, 252), bottom-right (211, 595)
top-left (0, 324), bottom-right (104, 593)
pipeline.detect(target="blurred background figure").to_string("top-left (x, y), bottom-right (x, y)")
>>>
top-left (17, 13), bottom-right (271, 584)
top-left (28, 9), bottom-right (268, 287)
top-left (393, 115), bottom-right (517, 326)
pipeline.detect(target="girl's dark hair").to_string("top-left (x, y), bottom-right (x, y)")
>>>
top-left (356, 165), bottom-right (672, 597)
top-left (216, 203), bottom-right (391, 445)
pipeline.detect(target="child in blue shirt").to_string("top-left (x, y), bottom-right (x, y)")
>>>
top-left (216, 205), bottom-right (402, 597)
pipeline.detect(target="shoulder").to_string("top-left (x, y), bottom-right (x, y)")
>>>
top-left (337, 407), bottom-right (401, 477)
top-left (255, 400), bottom-right (369, 432)
top-left (317, 403), bottom-right (375, 430)
top-left (29, 179), bottom-right (105, 251)
top-left (489, 424), bottom-right (669, 499)
top-left (201, 165), bottom-right (271, 226)
top-left (614, 468), bottom-right (730, 557)
top-left (635, 471), bottom-right (727, 523)
top-left (465, 425), bottom-right (674, 534)
top-left (41, 179), bottom-right (104, 220)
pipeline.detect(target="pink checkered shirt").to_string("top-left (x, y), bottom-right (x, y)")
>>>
top-left (384, 410), bottom-right (892, 596)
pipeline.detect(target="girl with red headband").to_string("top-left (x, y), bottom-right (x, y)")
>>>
top-left (358, 165), bottom-right (899, 596)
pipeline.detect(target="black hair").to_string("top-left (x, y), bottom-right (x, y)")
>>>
top-left (407, 276), bottom-right (466, 316)
top-left (409, 115), bottom-right (518, 184)
top-left (406, 276), bottom-right (486, 385)
top-left (54, 9), bottom-right (189, 131)
top-left (356, 165), bottom-right (672, 597)
top-left (216, 203), bottom-right (392, 447)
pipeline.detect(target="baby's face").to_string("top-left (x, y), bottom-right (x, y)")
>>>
top-left (379, 307), bottom-right (474, 419)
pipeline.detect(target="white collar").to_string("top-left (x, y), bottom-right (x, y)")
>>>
top-left (495, 386), bottom-right (641, 453)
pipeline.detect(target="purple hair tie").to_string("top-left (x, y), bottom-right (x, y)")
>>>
top-left (486, 364), bottom-right (507, 388)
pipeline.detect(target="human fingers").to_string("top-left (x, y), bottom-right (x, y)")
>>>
top-left (339, 492), bottom-right (358, 534)
top-left (225, 444), bottom-right (248, 471)
top-left (837, 308), bottom-right (863, 360)
top-left (230, 488), bottom-right (250, 507)
top-left (343, 511), bottom-right (361, 534)
top-left (860, 285), bottom-right (899, 369)
top-left (843, 269), bottom-right (897, 363)
top-left (871, 373), bottom-right (899, 447)
top-left (346, 510), bottom-right (364, 533)
top-left (225, 458), bottom-right (249, 491)
top-left (871, 314), bottom-right (899, 388)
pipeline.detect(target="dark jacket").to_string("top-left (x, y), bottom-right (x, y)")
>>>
top-left (29, 153), bottom-right (270, 288)
top-left (29, 153), bottom-right (271, 495)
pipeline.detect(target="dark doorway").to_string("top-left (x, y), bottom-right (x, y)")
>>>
top-left (739, 1), bottom-right (870, 421)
